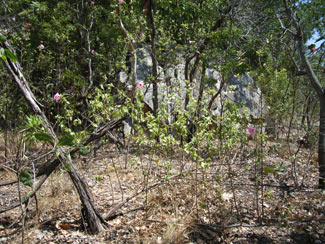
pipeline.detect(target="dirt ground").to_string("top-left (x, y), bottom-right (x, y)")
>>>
top-left (0, 138), bottom-right (324, 243)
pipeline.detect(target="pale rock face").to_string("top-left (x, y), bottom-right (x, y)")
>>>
top-left (120, 48), bottom-right (263, 120)
top-left (119, 71), bottom-right (128, 84)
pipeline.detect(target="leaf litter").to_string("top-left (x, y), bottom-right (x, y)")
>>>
top-left (0, 139), bottom-right (324, 243)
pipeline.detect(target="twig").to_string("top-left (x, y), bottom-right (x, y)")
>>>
top-left (0, 163), bottom-right (17, 173)
top-left (0, 179), bottom-right (17, 187)
top-left (112, 159), bottom-right (124, 201)
top-left (227, 151), bottom-right (241, 223)
top-left (17, 172), bottom-right (25, 244)
top-left (104, 174), bottom-right (179, 220)
top-left (0, 118), bottom-right (126, 214)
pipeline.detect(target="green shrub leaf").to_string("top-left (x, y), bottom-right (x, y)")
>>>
top-left (58, 134), bottom-right (75, 146)
top-left (263, 166), bottom-right (274, 174)
top-left (19, 171), bottom-right (33, 187)
top-left (0, 33), bottom-right (6, 42)
top-left (34, 132), bottom-right (54, 143)
top-left (4, 49), bottom-right (18, 62)
top-left (79, 146), bottom-right (89, 156)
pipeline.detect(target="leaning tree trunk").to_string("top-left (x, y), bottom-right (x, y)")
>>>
top-left (282, 0), bottom-right (325, 189)
top-left (67, 161), bottom-right (106, 233)
top-left (2, 41), bottom-right (107, 233)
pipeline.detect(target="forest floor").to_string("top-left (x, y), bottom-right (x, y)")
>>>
top-left (0, 138), bottom-right (324, 243)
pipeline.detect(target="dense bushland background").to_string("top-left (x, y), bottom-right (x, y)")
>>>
top-left (0, 0), bottom-right (324, 243)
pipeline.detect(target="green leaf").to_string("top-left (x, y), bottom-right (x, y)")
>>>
top-left (79, 146), bottom-right (89, 156)
top-left (19, 171), bottom-right (33, 187)
top-left (199, 202), bottom-right (207, 209)
top-left (263, 166), bottom-right (274, 174)
top-left (4, 49), bottom-right (18, 62)
top-left (34, 132), bottom-right (54, 143)
top-left (62, 162), bottom-right (71, 172)
top-left (24, 191), bottom-right (32, 201)
top-left (0, 33), bottom-right (6, 42)
top-left (0, 48), bottom-right (6, 61)
top-left (274, 165), bottom-right (285, 172)
top-left (0, 48), bottom-right (4, 57)
top-left (58, 134), bottom-right (75, 146)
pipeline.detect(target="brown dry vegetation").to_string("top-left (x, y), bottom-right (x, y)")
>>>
top-left (0, 135), bottom-right (324, 244)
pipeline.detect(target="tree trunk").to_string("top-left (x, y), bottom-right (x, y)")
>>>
top-left (2, 41), bottom-right (107, 233)
top-left (282, 0), bottom-right (325, 189)
top-left (318, 97), bottom-right (325, 188)
top-left (146, 0), bottom-right (159, 118)
top-left (67, 161), bottom-right (105, 233)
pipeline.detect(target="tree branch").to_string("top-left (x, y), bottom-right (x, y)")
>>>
top-left (282, 0), bottom-right (324, 97)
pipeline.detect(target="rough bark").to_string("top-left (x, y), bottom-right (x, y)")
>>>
top-left (0, 117), bottom-right (125, 214)
top-left (146, 0), bottom-right (159, 117)
top-left (319, 97), bottom-right (325, 188)
top-left (183, 6), bottom-right (232, 142)
top-left (116, 2), bottom-right (137, 101)
top-left (2, 41), bottom-right (108, 233)
top-left (282, 0), bottom-right (325, 188)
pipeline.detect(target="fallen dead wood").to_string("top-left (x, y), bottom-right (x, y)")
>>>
top-left (104, 174), bottom-right (179, 220)
top-left (0, 179), bottom-right (17, 187)
top-left (1, 40), bottom-right (127, 234)
top-left (0, 117), bottom-right (126, 214)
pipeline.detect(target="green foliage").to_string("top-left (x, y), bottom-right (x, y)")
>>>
top-left (263, 165), bottom-right (285, 176)
top-left (34, 132), bottom-right (54, 143)
top-left (62, 162), bottom-right (71, 172)
top-left (0, 33), bottom-right (6, 42)
top-left (19, 171), bottom-right (33, 187)
top-left (79, 145), bottom-right (90, 156)
top-left (0, 42), bottom-right (18, 62)
top-left (57, 134), bottom-right (75, 147)
top-left (22, 115), bottom-right (47, 145)
top-left (0, 0), bottom-right (322, 186)
top-left (0, 48), bottom-right (5, 62)
top-left (4, 49), bottom-right (18, 62)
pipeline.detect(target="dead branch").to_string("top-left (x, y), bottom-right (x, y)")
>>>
top-left (0, 116), bottom-right (126, 214)
top-left (104, 174), bottom-right (179, 220)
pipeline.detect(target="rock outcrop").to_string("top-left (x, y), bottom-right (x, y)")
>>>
top-left (120, 48), bottom-right (263, 121)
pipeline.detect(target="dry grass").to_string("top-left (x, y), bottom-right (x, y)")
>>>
top-left (0, 135), bottom-right (324, 243)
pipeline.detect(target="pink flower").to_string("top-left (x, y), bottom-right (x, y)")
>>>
top-left (248, 127), bottom-right (255, 135)
top-left (90, 1), bottom-right (95, 4)
top-left (132, 39), bottom-right (136, 43)
top-left (119, 0), bottom-right (123, 3)
top-left (91, 49), bottom-right (95, 54)
top-left (263, 63), bottom-right (266, 67)
top-left (54, 93), bottom-right (60, 102)
top-left (39, 44), bottom-right (45, 50)
top-left (136, 81), bottom-right (144, 89)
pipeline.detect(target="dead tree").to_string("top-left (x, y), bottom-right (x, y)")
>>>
top-left (0, 117), bottom-right (125, 213)
top-left (1, 40), bottom-right (110, 234)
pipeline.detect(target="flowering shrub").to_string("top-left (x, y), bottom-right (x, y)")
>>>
top-left (137, 81), bottom-right (144, 89)
top-left (54, 93), bottom-right (60, 102)
top-left (248, 127), bottom-right (255, 135)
